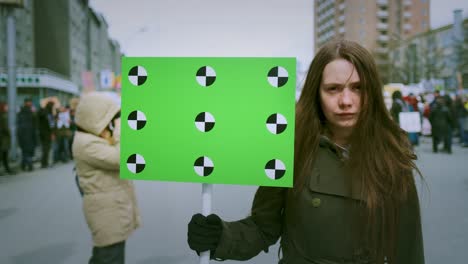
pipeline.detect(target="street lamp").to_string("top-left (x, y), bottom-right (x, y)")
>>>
top-left (1, 0), bottom-right (24, 161)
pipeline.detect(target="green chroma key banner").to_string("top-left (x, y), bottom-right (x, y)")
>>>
top-left (120, 57), bottom-right (295, 187)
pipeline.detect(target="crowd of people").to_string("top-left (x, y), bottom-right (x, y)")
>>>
top-left (1, 88), bottom-right (465, 176)
top-left (390, 89), bottom-right (468, 154)
top-left (0, 97), bottom-right (77, 175)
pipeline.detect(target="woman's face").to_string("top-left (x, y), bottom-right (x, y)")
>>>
top-left (320, 59), bottom-right (361, 134)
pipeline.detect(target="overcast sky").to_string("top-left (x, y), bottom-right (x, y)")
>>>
top-left (89, 0), bottom-right (468, 63)
top-left (431, 0), bottom-right (468, 28)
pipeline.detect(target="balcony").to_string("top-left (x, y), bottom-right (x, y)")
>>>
top-left (339, 27), bottom-right (345, 34)
top-left (403, 0), bottom-right (411, 6)
top-left (403, 23), bottom-right (412, 30)
top-left (377, 0), bottom-right (388, 6)
top-left (318, 8), bottom-right (335, 22)
top-left (338, 15), bottom-right (345, 22)
top-left (339, 3), bottom-right (345, 11)
top-left (375, 47), bottom-right (389, 53)
top-left (403, 11), bottom-right (411, 18)
top-left (318, 0), bottom-right (333, 13)
top-left (0, 68), bottom-right (79, 95)
top-left (378, 35), bottom-right (390, 42)
top-left (377, 23), bottom-right (388, 30)
top-left (377, 11), bottom-right (389, 17)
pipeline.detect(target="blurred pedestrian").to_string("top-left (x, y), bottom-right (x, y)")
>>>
top-left (406, 93), bottom-right (419, 113)
top-left (73, 92), bottom-right (140, 264)
top-left (187, 40), bottom-right (424, 264)
top-left (0, 102), bottom-right (12, 175)
top-left (429, 90), bottom-right (440, 110)
top-left (390, 90), bottom-right (408, 124)
top-left (56, 106), bottom-right (71, 162)
top-left (69, 107), bottom-right (77, 159)
top-left (429, 96), bottom-right (454, 153)
top-left (454, 95), bottom-right (467, 145)
top-left (443, 95), bottom-right (456, 152)
top-left (38, 100), bottom-right (56, 168)
top-left (17, 98), bottom-right (37, 171)
top-left (391, 90), bottom-right (419, 145)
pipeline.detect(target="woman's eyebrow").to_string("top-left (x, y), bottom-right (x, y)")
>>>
top-left (322, 81), bottom-right (360, 87)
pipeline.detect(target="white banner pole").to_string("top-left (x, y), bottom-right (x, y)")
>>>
top-left (199, 183), bottom-right (213, 264)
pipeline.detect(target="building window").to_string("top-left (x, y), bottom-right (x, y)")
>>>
top-left (421, 9), bottom-right (427, 16)
top-left (421, 21), bottom-right (427, 29)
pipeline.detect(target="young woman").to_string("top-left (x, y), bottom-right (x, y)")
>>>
top-left (73, 92), bottom-right (140, 264)
top-left (187, 40), bottom-right (424, 264)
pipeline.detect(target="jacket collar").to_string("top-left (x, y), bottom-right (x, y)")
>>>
top-left (319, 135), bottom-right (350, 161)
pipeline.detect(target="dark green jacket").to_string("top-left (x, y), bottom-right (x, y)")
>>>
top-left (214, 138), bottom-right (424, 264)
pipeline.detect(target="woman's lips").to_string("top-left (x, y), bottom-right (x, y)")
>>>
top-left (336, 113), bottom-right (355, 118)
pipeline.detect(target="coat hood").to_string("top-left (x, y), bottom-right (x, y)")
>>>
top-left (75, 92), bottom-right (120, 136)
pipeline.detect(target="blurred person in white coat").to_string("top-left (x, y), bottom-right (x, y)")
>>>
top-left (72, 92), bottom-right (140, 264)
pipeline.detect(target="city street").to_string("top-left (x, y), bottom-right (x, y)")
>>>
top-left (0, 137), bottom-right (467, 264)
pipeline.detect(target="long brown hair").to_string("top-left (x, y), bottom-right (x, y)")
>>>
top-left (294, 39), bottom-right (420, 263)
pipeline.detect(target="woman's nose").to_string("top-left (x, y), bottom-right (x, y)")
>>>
top-left (339, 88), bottom-right (353, 106)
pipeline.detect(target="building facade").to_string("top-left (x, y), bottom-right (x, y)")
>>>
top-left (34, 0), bottom-right (121, 91)
top-left (1, 0), bottom-right (122, 108)
top-left (87, 10), bottom-right (122, 90)
top-left (0, 0), bottom-right (35, 68)
top-left (314, 0), bottom-right (430, 83)
top-left (0, 0), bottom-right (72, 107)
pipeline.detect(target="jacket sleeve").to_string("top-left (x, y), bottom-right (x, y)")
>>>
top-left (395, 184), bottom-right (425, 264)
top-left (79, 138), bottom-right (120, 171)
top-left (214, 186), bottom-right (286, 261)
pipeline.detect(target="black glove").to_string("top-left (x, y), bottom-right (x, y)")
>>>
top-left (187, 213), bottom-right (223, 253)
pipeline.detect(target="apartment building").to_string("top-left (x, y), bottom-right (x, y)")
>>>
top-left (314, 0), bottom-right (430, 83)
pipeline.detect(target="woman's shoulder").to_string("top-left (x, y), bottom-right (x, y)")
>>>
top-left (73, 132), bottom-right (110, 151)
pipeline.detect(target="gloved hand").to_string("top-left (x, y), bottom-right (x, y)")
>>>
top-left (187, 213), bottom-right (223, 253)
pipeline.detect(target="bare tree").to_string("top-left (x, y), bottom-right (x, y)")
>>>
top-left (420, 34), bottom-right (446, 80)
top-left (390, 43), bottom-right (420, 84)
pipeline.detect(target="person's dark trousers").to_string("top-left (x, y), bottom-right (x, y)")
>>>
top-left (432, 135), bottom-right (441, 152)
top-left (464, 130), bottom-right (468, 146)
top-left (57, 136), bottom-right (69, 162)
top-left (89, 241), bottom-right (125, 264)
top-left (21, 148), bottom-right (34, 171)
top-left (0, 150), bottom-right (11, 173)
top-left (458, 118), bottom-right (465, 143)
top-left (52, 140), bottom-right (59, 163)
top-left (443, 128), bottom-right (453, 153)
top-left (69, 135), bottom-right (74, 160)
top-left (40, 140), bottom-right (51, 168)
